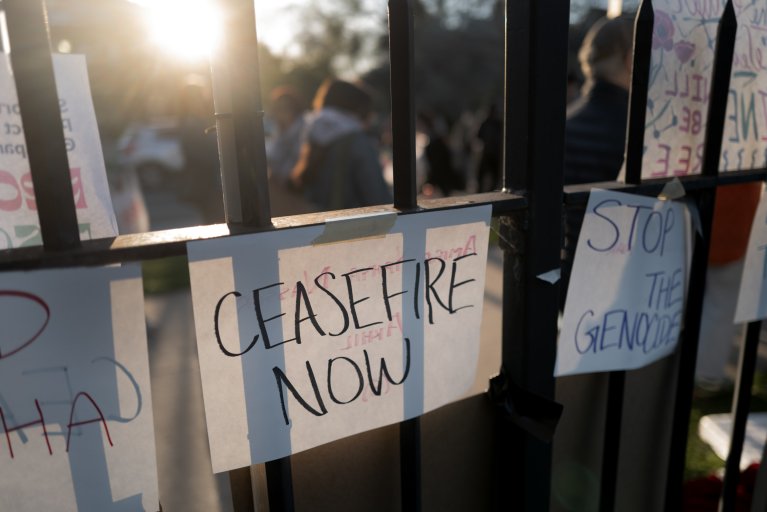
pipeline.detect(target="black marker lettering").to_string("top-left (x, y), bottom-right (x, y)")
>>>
top-left (315, 272), bottom-right (350, 336)
top-left (327, 357), bottom-right (364, 405)
top-left (448, 252), bottom-right (476, 313)
top-left (273, 362), bottom-right (328, 425)
top-left (343, 268), bottom-right (383, 330)
top-left (253, 283), bottom-right (288, 349)
top-left (214, 291), bottom-right (258, 357)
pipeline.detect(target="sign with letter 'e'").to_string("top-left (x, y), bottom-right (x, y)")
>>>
top-left (188, 206), bottom-right (491, 472)
top-left (556, 189), bottom-right (692, 377)
top-left (0, 265), bottom-right (158, 511)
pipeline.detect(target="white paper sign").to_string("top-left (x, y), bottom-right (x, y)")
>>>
top-left (735, 184), bottom-right (767, 322)
top-left (187, 207), bottom-right (491, 472)
top-left (642, 1), bottom-right (722, 179)
top-left (0, 265), bottom-right (159, 511)
top-left (642, 1), bottom-right (767, 176)
top-left (557, 190), bottom-right (691, 377)
top-left (0, 54), bottom-right (117, 248)
top-left (721, 1), bottom-right (767, 171)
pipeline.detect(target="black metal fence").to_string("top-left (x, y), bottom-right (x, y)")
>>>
top-left (0, 0), bottom-right (765, 510)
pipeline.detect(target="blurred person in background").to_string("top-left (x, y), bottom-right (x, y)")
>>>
top-left (695, 184), bottom-right (762, 391)
top-left (291, 79), bottom-right (391, 211)
top-left (178, 77), bottom-right (224, 224)
top-left (420, 112), bottom-right (465, 198)
top-left (563, 15), bottom-right (633, 186)
top-left (475, 103), bottom-right (503, 192)
top-left (266, 85), bottom-right (307, 185)
top-left (266, 85), bottom-right (315, 216)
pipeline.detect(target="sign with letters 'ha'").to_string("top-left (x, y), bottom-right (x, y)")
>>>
top-left (188, 207), bottom-right (491, 472)
top-left (0, 54), bottom-right (117, 248)
top-left (556, 190), bottom-right (692, 377)
top-left (735, 184), bottom-right (767, 323)
top-left (0, 265), bottom-right (158, 511)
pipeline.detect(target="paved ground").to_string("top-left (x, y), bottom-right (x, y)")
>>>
top-left (143, 190), bottom-right (232, 511)
top-left (146, 290), bottom-right (234, 512)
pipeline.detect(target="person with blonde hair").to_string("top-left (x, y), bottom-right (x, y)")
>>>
top-left (564, 16), bottom-right (634, 185)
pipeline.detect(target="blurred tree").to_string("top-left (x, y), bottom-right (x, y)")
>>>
top-left (363, 0), bottom-right (504, 122)
top-left (412, 0), bottom-right (504, 120)
top-left (257, 0), bottom-right (504, 122)
top-left (254, 0), bottom-right (379, 110)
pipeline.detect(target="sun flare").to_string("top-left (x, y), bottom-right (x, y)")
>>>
top-left (147, 0), bottom-right (222, 61)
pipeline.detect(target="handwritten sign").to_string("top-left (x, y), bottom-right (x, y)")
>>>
top-left (735, 184), bottom-right (767, 322)
top-left (0, 265), bottom-right (158, 511)
top-left (187, 207), bottom-right (491, 472)
top-left (722, 1), bottom-right (767, 171)
top-left (0, 54), bottom-right (117, 248)
top-left (556, 190), bottom-right (691, 376)
top-left (642, 1), bottom-right (723, 179)
top-left (643, 1), bottom-right (767, 176)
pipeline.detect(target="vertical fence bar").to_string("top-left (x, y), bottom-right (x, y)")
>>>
top-left (388, 0), bottom-right (417, 211)
top-left (598, 4), bottom-right (654, 507)
top-left (698, 0), bottom-right (736, 181)
top-left (498, 0), bottom-right (530, 503)
top-left (388, 1), bottom-right (421, 510)
top-left (599, 371), bottom-right (625, 512)
top-left (719, 321), bottom-right (762, 512)
top-left (502, 0), bottom-right (530, 191)
top-left (496, 0), bottom-right (531, 504)
top-left (229, 467), bottom-right (255, 512)
top-left (216, 0), bottom-right (289, 509)
top-left (399, 419), bottom-right (421, 511)
top-left (265, 458), bottom-right (295, 512)
top-left (498, 0), bottom-right (568, 510)
top-left (210, 56), bottom-right (243, 225)
top-left (624, 0), bottom-right (653, 186)
top-left (4, 0), bottom-right (81, 251)
top-left (218, 0), bottom-right (272, 230)
top-left (665, 2), bottom-right (736, 509)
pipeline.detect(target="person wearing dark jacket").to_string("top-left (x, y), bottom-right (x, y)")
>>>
top-left (563, 80), bottom-right (629, 185)
top-left (564, 16), bottom-right (633, 185)
top-left (291, 79), bottom-right (392, 211)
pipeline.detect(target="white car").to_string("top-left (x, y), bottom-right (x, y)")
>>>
top-left (116, 121), bottom-right (184, 189)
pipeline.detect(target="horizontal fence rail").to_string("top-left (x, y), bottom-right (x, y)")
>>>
top-left (0, 194), bottom-right (526, 271)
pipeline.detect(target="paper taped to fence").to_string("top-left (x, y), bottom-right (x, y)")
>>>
top-left (0, 53), bottom-right (117, 248)
top-left (0, 265), bottom-right (158, 511)
top-left (187, 206), bottom-right (491, 471)
top-left (641, 1), bottom-right (721, 179)
top-left (641, 1), bottom-right (767, 177)
top-left (735, 184), bottom-right (767, 323)
top-left (556, 189), bottom-right (692, 377)
top-left (720, 1), bottom-right (767, 171)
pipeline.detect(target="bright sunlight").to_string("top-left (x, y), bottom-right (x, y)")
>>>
top-left (146, 0), bottom-right (222, 61)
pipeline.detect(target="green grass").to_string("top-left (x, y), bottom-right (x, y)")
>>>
top-left (141, 256), bottom-right (190, 295)
top-left (685, 374), bottom-right (767, 480)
